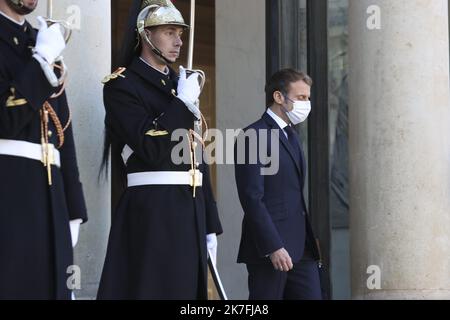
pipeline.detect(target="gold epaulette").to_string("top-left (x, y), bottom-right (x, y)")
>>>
top-left (102, 67), bottom-right (126, 84)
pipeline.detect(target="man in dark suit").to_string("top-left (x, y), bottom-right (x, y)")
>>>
top-left (234, 69), bottom-right (322, 300)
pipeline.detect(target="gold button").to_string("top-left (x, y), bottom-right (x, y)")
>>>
top-left (161, 79), bottom-right (166, 86)
top-left (171, 89), bottom-right (176, 96)
top-left (13, 37), bottom-right (19, 45)
top-left (48, 130), bottom-right (53, 137)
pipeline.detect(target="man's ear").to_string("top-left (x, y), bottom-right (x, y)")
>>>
top-left (273, 91), bottom-right (284, 105)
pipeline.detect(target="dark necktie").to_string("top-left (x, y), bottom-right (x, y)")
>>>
top-left (284, 125), bottom-right (301, 165)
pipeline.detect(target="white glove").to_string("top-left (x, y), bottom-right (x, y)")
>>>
top-left (206, 233), bottom-right (218, 266)
top-left (69, 219), bottom-right (82, 248)
top-left (34, 16), bottom-right (66, 65)
top-left (177, 66), bottom-right (201, 119)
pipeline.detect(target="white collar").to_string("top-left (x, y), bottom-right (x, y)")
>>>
top-left (0, 9), bottom-right (25, 26)
top-left (267, 108), bottom-right (289, 130)
top-left (139, 57), bottom-right (170, 75)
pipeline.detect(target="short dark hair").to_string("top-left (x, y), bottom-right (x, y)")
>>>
top-left (265, 69), bottom-right (313, 106)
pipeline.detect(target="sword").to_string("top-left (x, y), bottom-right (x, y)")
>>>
top-left (187, 0), bottom-right (195, 70)
top-left (186, 1), bottom-right (226, 299)
top-left (208, 249), bottom-right (228, 301)
top-left (185, 0), bottom-right (205, 100)
top-left (47, 0), bottom-right (53, 19)
top-left (41, 0), bottom-right (70, 94)
top-left (186, 0), bottom-right (205, 90)
top-left (186, 0), bottom-right (205, 199)
top-left (45, 0), bottom-right (72, 43)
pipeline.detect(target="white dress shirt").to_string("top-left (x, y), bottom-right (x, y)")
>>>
top-left (266, 108), bottom-right (289, 138)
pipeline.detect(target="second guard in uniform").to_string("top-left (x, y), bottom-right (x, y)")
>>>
top-left (97, 0), bottom-right (222, 300)
top-left (0, 0), bottom-right (88, 299)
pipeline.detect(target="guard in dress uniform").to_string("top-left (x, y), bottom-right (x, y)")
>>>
top-left (0, 0), bottom-right (88, 300)
top-left (97, 0), bottom-right (223, 300)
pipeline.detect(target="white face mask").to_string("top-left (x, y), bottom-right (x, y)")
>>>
top-left (285, 100), bottom-right (311, 125)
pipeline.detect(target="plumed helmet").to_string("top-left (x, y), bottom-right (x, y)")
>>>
top-left (138, 0), bottom-right (189, 31)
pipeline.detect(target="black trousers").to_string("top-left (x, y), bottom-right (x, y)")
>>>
top-left (246, 249), bottom-right (322, 300)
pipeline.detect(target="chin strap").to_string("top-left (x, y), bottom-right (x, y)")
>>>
top-left (135, 27), bottom-right (174, 65)
top-left (7, 0), bottom-right (34, 15)
top-left (9, 0), bottom-right (24, 7)
top-left (150, 44), bottom-right (173, 65)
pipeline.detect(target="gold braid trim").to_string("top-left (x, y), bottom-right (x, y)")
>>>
top-left (42, 101), bottom-right (72, 149)
top-left (43, 102), bottom-right (64, 148)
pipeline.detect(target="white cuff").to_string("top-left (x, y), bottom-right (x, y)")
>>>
top-left (177, 97), bottom-right (201, 120)
top-left (69, 219), bottom-right (82, 248)
top-left (33, 53), bottom-right (59, 87)
top-left (206, 233), bottom-right (218, 265)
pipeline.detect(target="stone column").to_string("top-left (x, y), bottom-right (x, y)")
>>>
top-left (349, 0), bottom-right (450, 299)
top-left (31, 0), bottom-right (111, 299)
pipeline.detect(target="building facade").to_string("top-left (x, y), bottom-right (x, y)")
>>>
top-left (29, 0), bottom-right (450, 299)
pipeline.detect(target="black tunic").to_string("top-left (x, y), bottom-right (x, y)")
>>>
top-left (97, 58), bottom-right (223, 300)
top-left (0, 14), bottom-right (88, 299)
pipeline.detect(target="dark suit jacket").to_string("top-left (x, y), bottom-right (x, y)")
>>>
top-left (235, 112), bottom-right (320, 264)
